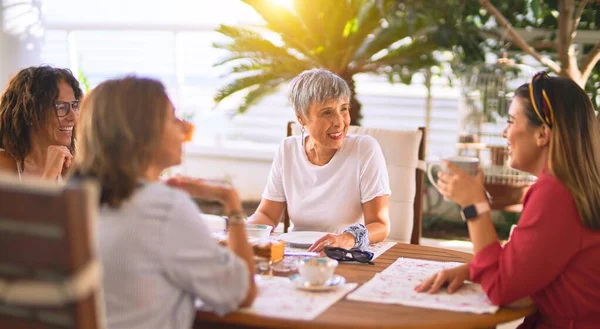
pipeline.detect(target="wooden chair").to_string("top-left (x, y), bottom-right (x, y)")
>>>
top-left (0, 174), bottom-right (104, 329)
top-left (284, 122), bottom-right (426, 244)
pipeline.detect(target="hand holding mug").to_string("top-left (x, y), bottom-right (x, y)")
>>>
top-left (437, 161), bottom-right (487, 207)
top-left (427, 156), bottom-right (487, 207)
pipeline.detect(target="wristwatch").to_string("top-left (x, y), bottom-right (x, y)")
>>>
top-left (460, 202), bottom-right (491, 222)
top-left (225, 211), bottom-right (247, 230)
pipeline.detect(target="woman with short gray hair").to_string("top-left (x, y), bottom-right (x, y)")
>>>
top-left (248, 68), bottom-right (391, 252)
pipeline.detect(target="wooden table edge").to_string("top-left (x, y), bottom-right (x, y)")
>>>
top-left (194, 243), bottom-right (536, 329)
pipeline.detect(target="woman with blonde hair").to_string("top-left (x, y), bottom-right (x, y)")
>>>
top-left (415, 72), bottom-right (600, 328)
top-left (72, 76), bottom-right (256, 329)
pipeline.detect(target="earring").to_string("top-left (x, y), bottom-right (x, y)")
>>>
top-left (301, 126), bottom-right (305, 147)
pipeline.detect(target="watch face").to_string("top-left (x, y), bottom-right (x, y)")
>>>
top-left (462, 205), bottom-right (478, 221)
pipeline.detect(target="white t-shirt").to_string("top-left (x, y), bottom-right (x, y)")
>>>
top-left (98, 183), bottom-right (249, 329)
top-left (262, 134), bottom-right (391, 233)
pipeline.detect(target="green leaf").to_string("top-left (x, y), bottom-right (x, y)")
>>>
top-left (213, 74), bottom-right (272, 104)
top-left (227, 61), bottom-right (265, 74)
top-left (530, 0), bottom-right (542, 19)
top-left (77, 68), bottom-right (90, 93)
top-left (353, 21), bottom-right (412, 64)
top-left (214, 61), bottom-right (307, 105)
top-left (237, 81), bottom-right (284, 114)
top-left (343, 18), bottom-right (358, 38)
top-left (241, 0), bottom-right (321, 60)
top-left (214, 25), bottom-right (299, 61)
top-left (363, 36), bottom-right (439, 70)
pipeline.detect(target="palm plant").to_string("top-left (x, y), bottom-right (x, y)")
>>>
top-left (213, 0), bottom-right (446, 125)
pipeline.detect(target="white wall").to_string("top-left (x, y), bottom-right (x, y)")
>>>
top-left (1, 2), bottom-right (44, 86)
top-left (0, 6), bottom-right (17, 85)
top-left (180, 142), bottom-right (276, 201)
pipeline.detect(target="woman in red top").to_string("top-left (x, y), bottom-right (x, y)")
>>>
top-left (415, 72), bottom-right (600, 329)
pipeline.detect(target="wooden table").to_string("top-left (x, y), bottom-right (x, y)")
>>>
top-left (194, 243), bottom-right (535, 329)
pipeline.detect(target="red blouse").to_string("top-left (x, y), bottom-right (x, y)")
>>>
top-left (469, 169), bottom-right (600, 329)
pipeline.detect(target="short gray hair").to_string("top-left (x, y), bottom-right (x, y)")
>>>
top-left (288, 68), bottom-right (351, 121)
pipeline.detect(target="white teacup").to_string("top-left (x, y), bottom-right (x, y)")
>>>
top-left (296, 257), bottom-right (338, 286)
top-left (427, 156), bottom-right (480, 199)
top-left (245, 224), bottom-right (272, 243)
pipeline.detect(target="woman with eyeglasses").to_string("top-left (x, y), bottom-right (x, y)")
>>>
top-left (0, 65), bottom-right (81, 182)
top-left (415, 73), bottom-right (600, 329)
top-left (71, 76), bottom-right (256, 329)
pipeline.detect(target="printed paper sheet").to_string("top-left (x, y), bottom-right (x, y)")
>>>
top-left (347, 258), bottom-right (498, 314)
top-left (239, 275), bottom-right (357, 320)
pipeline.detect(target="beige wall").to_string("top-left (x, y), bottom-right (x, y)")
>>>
top-left (0, 6), bottom-right (17, 86)
top-left (0, 5), bottom-right (44, 87)
top-left (180, 143), bottom-right (275, 201)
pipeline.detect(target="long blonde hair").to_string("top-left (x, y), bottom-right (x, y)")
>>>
top-left (72, 76), bottom-right (168, 207)
top-left (516, 76), bottom-right (600, 229)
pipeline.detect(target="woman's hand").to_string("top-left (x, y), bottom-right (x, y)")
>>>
top-left (166, 176), bottom-right (242, 213)
top-left (414, 264), bottom-right (470, 294)
top-left (42, 145), bottom-right (73, 180)
top-left (307, 232), bottom-right (355, 253)
top-left (436, 161), bottom-right (487, 207)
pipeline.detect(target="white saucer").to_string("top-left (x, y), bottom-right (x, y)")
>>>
top-left (278, 231), bottom-right (326, 248)
top-left (289, 274), bottom-right (346, 291)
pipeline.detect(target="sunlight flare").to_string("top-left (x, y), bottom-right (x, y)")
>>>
top-left (269, 0), bottom-right (294, 11)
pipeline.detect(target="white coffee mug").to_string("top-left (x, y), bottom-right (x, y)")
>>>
top-left (427, 156), bottom-right (480, 198)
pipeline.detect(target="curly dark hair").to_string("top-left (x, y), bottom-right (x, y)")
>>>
top-left (0, 65), bottom-right (83, 170)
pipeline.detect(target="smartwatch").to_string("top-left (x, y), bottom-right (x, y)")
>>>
top-left (460, 202), bottom-right (491, 222)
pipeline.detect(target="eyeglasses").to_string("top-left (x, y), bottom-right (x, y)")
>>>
top-left (324, 247), bottom-right (375, 265)
top-left (54, 100), bottom-right (80, 117)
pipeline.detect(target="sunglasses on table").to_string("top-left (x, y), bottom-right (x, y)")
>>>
top-left (324, 246), bottom-right (375, 265)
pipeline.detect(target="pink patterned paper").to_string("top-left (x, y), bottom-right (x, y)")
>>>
top-left (238, 275), bottom-right (357, 320)
top-left (347, 258), bottom-right (498, 314)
